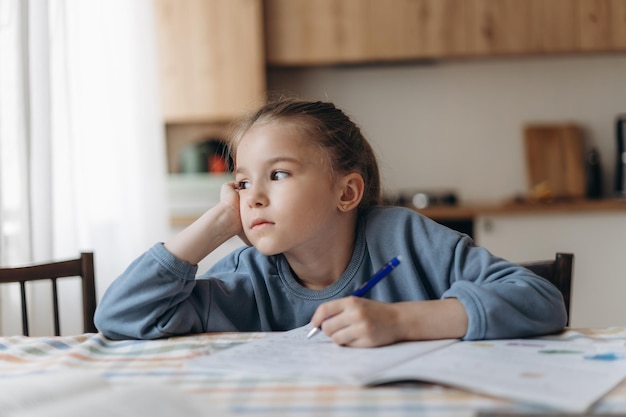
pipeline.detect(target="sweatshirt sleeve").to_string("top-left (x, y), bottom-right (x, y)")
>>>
top-left (94, 243), bottom-right (206, 340)
top-left (442, 236), bottom-right (568, 340)
top-left (364, 207), bottom-right (567, 341)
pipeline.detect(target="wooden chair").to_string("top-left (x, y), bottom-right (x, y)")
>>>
top-left (0, 252), bottom-right (97, 336)
top-left (520, 252), bottom-right (574, 325)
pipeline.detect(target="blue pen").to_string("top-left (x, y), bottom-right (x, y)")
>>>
top-left (306, 256), bottom-right (402, 339)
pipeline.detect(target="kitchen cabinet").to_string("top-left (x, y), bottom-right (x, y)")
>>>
top-left (265, 0), bottom-right (626, 66)
top-left (527, 0), bottom-right (579, 52)
top-left (613, 0), bottom-right (626, 49)
top-left (469, 0), bottom-right (626, 54)
top-left (466, 0), bottom-right (578, 55)
top-left (474, 212), bottom-right (626, 329)
top-left (153, 0), bottom-right (265, 123)
top-left (577, 0), bottom-right (626, 51)
top-left (264, 0), bottom-right (468, 65)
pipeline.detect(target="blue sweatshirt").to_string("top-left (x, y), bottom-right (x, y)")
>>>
top-left (94, 206), bottom-right (567, 340)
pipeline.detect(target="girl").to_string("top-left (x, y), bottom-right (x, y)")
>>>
top-left (94, 98), bottom-right (567, 347)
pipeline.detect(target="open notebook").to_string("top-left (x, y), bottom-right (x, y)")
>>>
top-left (190, 324), bottom-right (626, 413)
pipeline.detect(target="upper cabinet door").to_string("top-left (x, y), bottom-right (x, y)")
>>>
top-left (577, 0), bottom-right (626, 51)
top-left (264, 0), bottom-right (468, 66)
top-left (465, 0), bottom-right (581, 55)
top-left (465, 0), bottom-right (533, 55)
top-left (612, 0), bottom-right (626, 50)
top-left (153, 0), bottom-right (266, 123)
top-left (264, 0), bottom-right (626, 67)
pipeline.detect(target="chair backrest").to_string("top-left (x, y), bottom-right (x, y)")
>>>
top-left (0, 253), bottom-right (97, 336)
top-left (519, 252), bottom-right (574, 325)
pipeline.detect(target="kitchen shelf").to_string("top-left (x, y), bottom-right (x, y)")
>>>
top-left (414, 198), bottom-right (626, 221)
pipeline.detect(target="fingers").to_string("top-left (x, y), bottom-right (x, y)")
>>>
top-left (215, 182), bottom-right (251, 246)
top-left (310, 298), bottom-right (346, 328)
top-left (220, 181), bottom-right (241, 206)
top-left (311, 298), bottom-right (399, 348)
top-left (222, 181), bottom-right (253, 246)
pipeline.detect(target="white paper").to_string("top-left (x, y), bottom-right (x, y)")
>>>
top-left (190, 326), bottom-right (626, 412)
top-left (367, 338), bottom-right (626, 412)
top-left (189, 324), bottom-right (456, 384)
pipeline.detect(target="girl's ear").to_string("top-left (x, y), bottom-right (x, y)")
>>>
top-left (337, 173), bottom-right (364, 212)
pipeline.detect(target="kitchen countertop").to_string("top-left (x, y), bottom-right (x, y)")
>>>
top-left (413, 198), bottom-right (626, 220)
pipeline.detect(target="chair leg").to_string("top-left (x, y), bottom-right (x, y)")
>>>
top-left (19, 281), bottom-right (29, 337)
top-left (52, 278), bottom-right (61, 336)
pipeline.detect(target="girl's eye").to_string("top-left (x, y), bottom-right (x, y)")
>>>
top-left (237, 180), bottom-right (251, 190)
top-left (271, 171), bottom-right (288, 181)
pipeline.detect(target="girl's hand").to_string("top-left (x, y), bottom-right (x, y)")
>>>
top-left (164, 181), bottom-right (250, 265)
top-left (311, 297), bottom-right (469, 348)
top-left (310, 297), bottom-right (403, 347)
top-left (219, 181), bottom-right (242, 214)
top-left (219, 181), bottom-right (251, 246)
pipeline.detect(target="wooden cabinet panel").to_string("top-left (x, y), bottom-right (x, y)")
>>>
top-left (528, 0), bottom-right (578, 52)
top-left (264, 0), bottom-right (354, 65)
top-left (465, 0), bottom-right (533, 55)
top-left (356, 0), bottom-right (468, 60)
top-left (407, 0), bottom-right (468, 58)
top-left (577, 0), bottom-right (613, 51)
top-left (265, 0), bottom-right (626, 66)
top-left (467, 0), bottom-right (626, 54)
top-left (574, 0), bottom-right (626, 51)
top-left (154, 0), bottom-right (265, 123)
top-left (264, 0), bottom-right (467, 66)
top-left (610, 0), bottom-right (626, 49)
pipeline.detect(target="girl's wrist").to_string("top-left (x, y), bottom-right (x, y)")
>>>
top-left (165, 203), bottom-right (242, 265)
top-left (211, 202), bottom-right (243, 238)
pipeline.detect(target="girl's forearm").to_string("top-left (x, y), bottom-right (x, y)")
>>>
top-left (394, 298), bottom-right (469, 341)
top-left (165, 203), bottom-right (241, 265)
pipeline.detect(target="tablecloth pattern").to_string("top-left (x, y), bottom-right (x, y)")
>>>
top-left (2, 328), bottom-right (626, 416)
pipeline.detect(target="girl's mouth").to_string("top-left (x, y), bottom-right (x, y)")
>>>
top-left (250, 218), bottom-right (273, 229)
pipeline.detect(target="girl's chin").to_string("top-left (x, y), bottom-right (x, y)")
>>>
top-left (256, 248), bottom-right (282, 257)
top-left (249, 240), bottom-right (282, 256)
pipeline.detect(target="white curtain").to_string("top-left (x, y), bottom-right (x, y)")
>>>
top-left (0, 0), bottom-right (169, 335)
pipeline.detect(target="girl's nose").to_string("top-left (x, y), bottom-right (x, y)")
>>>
top-left (246, 185), bottom-right (268, 208)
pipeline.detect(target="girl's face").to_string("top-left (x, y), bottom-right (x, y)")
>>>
top-left (234, 121), bottom-right (346, 257)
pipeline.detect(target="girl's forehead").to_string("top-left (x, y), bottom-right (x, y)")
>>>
top-left (234, 121), bottom-right (329, 167)
top-left (237, 121), bottom-right (317, 152)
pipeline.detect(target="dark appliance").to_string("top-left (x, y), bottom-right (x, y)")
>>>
top-left (616, 114), bottom-right (626, 197)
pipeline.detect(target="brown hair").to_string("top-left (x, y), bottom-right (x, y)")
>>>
top-left (229, 98), bottom-right (381, 212)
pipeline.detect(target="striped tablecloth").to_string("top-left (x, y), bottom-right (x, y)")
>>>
top-left (2, 328), bottom-right (626, 416)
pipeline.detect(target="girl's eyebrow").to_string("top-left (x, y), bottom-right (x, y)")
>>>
top-left (234, 156), bottom-right (303, 175)
top-left (266, 156), bottom-right (302, 165)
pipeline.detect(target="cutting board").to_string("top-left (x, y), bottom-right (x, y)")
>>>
top-left (524, 124), bottom-right (585, 199)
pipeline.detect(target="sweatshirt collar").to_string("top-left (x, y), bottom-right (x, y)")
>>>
top-left (276, 215), bottom-right (367, 300)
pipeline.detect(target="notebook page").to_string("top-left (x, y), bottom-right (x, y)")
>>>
top-left (189, 324), bottom-right (457, 384)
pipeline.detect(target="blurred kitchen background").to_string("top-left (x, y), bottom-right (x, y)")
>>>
top-left (1, 0), bottom-right (625, 335)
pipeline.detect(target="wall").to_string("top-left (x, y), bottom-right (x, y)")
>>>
top-left (267, 54), bottom-right (626, 204)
